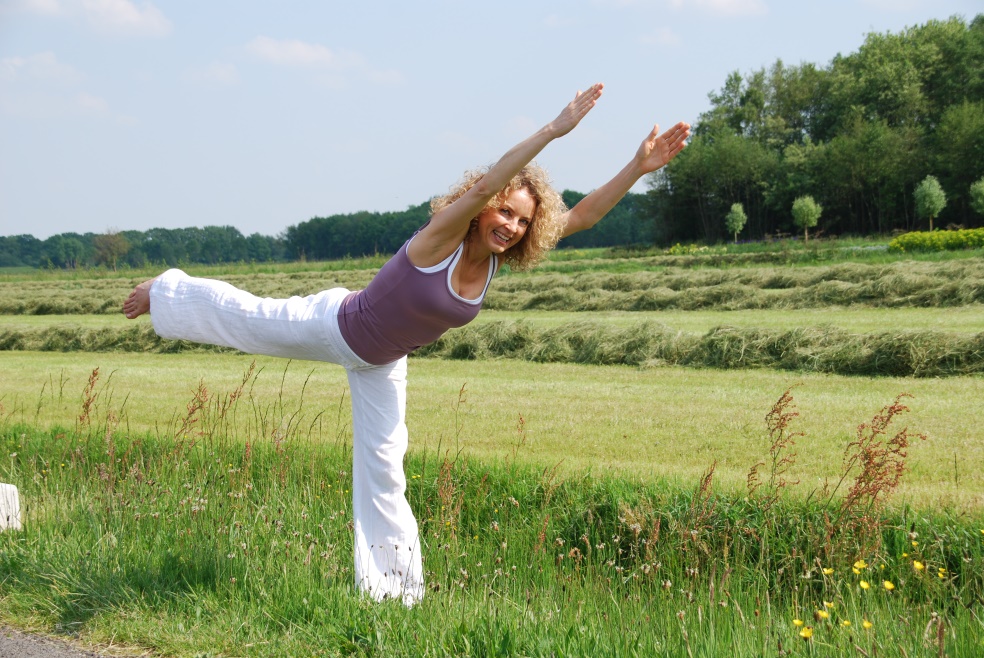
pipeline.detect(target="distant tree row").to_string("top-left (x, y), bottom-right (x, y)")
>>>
top-left (0, 190), bottom-right (651, 270)
top-left (0, 226), bottom-right (287, 269)
top-left (648, 14), bottom-right (984, 243)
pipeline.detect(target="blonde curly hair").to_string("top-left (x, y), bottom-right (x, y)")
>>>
top-left (429, 163), bottom-right (567, 271)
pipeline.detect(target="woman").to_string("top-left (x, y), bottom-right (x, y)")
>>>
top-left (123, 83), bottom-right (690, 605)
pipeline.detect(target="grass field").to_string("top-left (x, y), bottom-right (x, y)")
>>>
top-left (2, 240), bottom-right (983, 656)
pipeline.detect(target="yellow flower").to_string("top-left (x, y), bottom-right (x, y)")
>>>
top-left (911, 540), bottom-right (919, 547)
top-left (822, 568), bottom-right (834, 576)
top-left (823, 601), bottom-right (835, 609)
top-left (841, 620), bottom-right (851, 627)
top-left (800, 626), bottom-right (814, 639)
top-left (863, 619), bottom-right (874, 630)
top-left (853, 567), bottom-right (861, 575)
top-left (793, 618), bottom-right (804, 627)
top-left (883, 580), bottom-right (895, 591)
top-left (938, 571), bottom-right (945, 579)
top-left (860, 580), bottom-right (871, 590)
top-left (854, 559), bottom-right (868, 570)
top-left (913, 560), bottom-right (925, 571)
top-left (816, 610), bottom-right (830, 620)
top-left (902, 552), bottom-right (909, 558)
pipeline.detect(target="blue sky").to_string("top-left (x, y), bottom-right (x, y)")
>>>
top-left (1, 0), bottom-right (980, 240)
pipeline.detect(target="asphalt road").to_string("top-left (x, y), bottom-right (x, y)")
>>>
top-left (0, 626), bottom-right (115, 658)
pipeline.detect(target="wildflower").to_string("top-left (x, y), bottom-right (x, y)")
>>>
top-left (841, 620), bottom-right (851, 627)
top-left (822, 568), bottom-right (834, 576)
top-left (862, 620), bottom-right (873, 630)
top-left (854, 559), bottom-right (868, 570)
top-left (853, 567), bottom-right (861, 575)
top-left (799, 626), bottom-right (813, 640)
top-left (883, 580), bottom-right (895, 591)
top-left (911, 540), bottom-right (918, 547)
top-left (823, 601), bottom-right (835, 609)
top-left (902, 552), bottom-right (909, 558)
top-left (913, 560), bottom-right (925, 571)
top-left (816, 610), bottom-right (830, 620)
top-left (793, 619), bottom-right (804, 627)
top-left (860, 580), bottom-right (870, 590)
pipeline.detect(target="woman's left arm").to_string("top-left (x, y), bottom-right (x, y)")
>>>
top-left (561, 121), bottom-right (690, 238)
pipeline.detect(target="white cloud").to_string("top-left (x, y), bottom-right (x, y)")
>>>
top-left (9, 0), bottom-right (171, 36)
top-left (246, 36), bottom-right (404, 85)
top-left (505, 115), bottom-right (538, 137)
top-left (544, 13), bottom-right (577, 28)
top-left (668, 0), bottom-right (768, 15)
top-left (16, 0), bottom-right (64, 16)
top-left (859, 0), bottom-right (921, 10)
top-left (80, 0), bottom-right (171, 37)
top-left (640, 27), bottom-right (682, 46)
top-left (247, 36), bottom-right (347, 68)
top-left (75, 90), bottom-right (109, 113)
top-left (183, 61), bottom-right (240, 87)
top-left (0, 51), bottom-right (84, 83)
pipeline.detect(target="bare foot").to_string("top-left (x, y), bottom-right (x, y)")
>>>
top-left (123, 277), bottom-right (157, 319)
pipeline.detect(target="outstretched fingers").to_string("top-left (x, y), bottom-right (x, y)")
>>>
top-left (551, 83), bottom-right (604, 137)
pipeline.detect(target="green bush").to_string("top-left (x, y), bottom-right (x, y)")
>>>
top-left (888, 228), bottom-right (984, 253)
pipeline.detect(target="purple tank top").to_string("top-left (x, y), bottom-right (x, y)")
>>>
top-left (337, 238), bottom-right (497, 365)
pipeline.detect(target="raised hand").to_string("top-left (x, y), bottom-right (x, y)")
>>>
top-left (547, 83), bottom-right (604, 138)
top-left (635, 121), bottom-right (691, 174)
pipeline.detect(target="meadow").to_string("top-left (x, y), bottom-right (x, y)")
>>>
top-left (1, 238), bottom-right (983, 656)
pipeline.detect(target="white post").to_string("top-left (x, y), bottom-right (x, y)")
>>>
top-left (0, 483), bottom-right (22, 531)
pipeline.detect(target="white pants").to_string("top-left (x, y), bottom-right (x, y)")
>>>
top-left (149, 269), bottom-right (424, 605)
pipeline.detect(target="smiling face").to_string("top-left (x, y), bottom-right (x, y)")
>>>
top-left (473, 187), bottom-right (537, 254)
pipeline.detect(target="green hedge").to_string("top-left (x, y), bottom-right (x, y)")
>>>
top-left (888, 228), bottom-right (984, 253)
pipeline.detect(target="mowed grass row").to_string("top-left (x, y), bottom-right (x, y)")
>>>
top-left (3, 314), bottom-right (982, 377)
top-left (2, 352), bottom-right (982, 510)
top-left (6, 306), bottom-right (984, 334)
top-left (2, 359), bottom-right (983, 656)
top-left (2, 257), bottom-right (983, 315)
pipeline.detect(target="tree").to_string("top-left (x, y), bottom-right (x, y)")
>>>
top-left (791, 195), bottom-right (822, 242)
top-left (93, 230), bottom-right (130, 271)
top-left (914, 175), bottom-right (947, 231)
top-left (725, 203), bottom-right (747, 243)
top-left (970, 177), bottom-right (984, 216)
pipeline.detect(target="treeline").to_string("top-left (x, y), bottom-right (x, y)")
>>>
top-left (649, 14), bottom-right (984, 243)
top-left (0, 226), bottom-right (287, 269)
top-left (1, 192), bottom-right (649, 269)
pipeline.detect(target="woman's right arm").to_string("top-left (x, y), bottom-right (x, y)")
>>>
top-left (408, 84), bottom-right (604, 266)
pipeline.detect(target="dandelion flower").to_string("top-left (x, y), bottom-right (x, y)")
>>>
top-left (863, 619), bottom-right (874, 630)
top-left (793, 619), bottom-right (804, 627)
top-left (913, 560), bottom-right (925, 571)
top-left (860, 580), bottom-right (871, 590)
top-left (911, 540), bottom-right (919, 547)
top-left (816, 610), bottom-right (830, 620)
top-left (822, 568), bottom-right (834, 576)
top-left (902, 552), bottom-right (909, 558)
top-left (854, 559), bottom-right (868, 570)
top-left (883, 580), bottom-right (895, 591)
top-left (841, 620), bottom-right (851, 627)
top-left (800, 626), bottom-right (813, 639)
top-left (853, 567), bottom-right (861, 575)
top-left (824, 601), bottom-right (835, 609)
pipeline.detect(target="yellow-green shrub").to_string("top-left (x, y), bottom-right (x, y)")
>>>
top-left (888, 228), bottom-right (984, 253)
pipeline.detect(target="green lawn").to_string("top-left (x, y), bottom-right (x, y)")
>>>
top-left (2, 350), bottom-right (981, 511)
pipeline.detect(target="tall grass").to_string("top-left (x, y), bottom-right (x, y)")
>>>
top-left (1, 367), bottom-right (983, 656)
